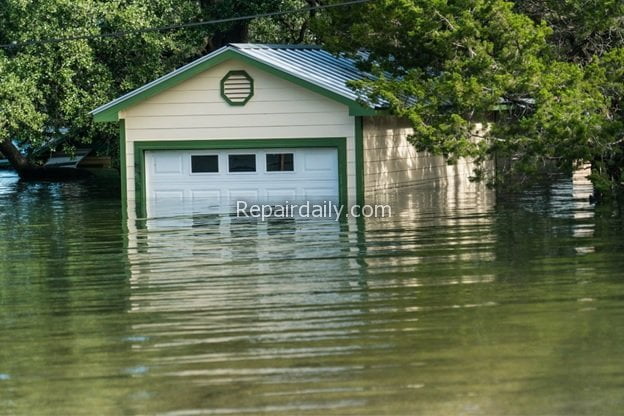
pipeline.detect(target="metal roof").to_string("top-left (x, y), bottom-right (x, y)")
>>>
top-left (231, 43), bottom-right (373, 102)
top-left (90, 43), bottom-right (377, 121)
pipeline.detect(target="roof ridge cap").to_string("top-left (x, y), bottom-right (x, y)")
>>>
top-left (230, 43), bottom-right (322, 50)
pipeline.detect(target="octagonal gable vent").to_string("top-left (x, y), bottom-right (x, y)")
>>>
top-left (220, 70), bottom-right (254, 106)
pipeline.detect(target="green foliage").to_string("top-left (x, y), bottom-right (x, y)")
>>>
top-left (197, 0), bottom-right (318, 49)
top-left (0, 0), bottom-right (204, 162)
top-left (249, 0), bottom-right (319, 44)
top-left (0, 0), bottom-right (312, 167)
top-left (0, 52), bottom-right (45, 141)
top-left (514, 0), bottom-right (624, 62)
top-left (317, 0), bottom-right (624, 197)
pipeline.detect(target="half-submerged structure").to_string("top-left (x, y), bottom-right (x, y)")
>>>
top-left (91, 44), bottom-right (478, 218)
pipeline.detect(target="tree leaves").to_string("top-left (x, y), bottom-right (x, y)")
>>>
top-left (0, 0), bottom-right (313, 169)
top-left (0, 0), bottom-right (206, 164)
top-left (319, 0), bottom-right (624, 197)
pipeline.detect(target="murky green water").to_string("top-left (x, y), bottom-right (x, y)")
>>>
top-left (1, 170), bottom-right (623, 415)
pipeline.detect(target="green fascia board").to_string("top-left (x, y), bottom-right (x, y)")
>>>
top-left (92, 49), bottom-right (375, 122)
top-left (354, 116), bottom-right (365, 206)
top-left (119, 119), bottom-right (127, 214)
top-left (133, 138), bottom-right (349, 219)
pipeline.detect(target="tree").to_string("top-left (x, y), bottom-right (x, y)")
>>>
top-left (0, 0), bottom-right (320, 178)
top-left (511, 0), bottom-right (624, 197)
top-left (0, 0), bottom-right (203, 177)
top-left (249, 0), bottom-right (322, 44)
top-left (514, 0), bottom-right (624, 63)
top-left (0, 52), bottom-right (45, 171)
top-left (316, 0), bottom-right (624, 199)
top-left (194, 0), bottom-right (321, 51)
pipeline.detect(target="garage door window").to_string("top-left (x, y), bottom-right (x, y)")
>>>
top-left (228, 154), bottom-right (256, 172)
top-left (266, 153), bottom-right (294, 172)
top-left (191, 155), bottom-right (219, 173)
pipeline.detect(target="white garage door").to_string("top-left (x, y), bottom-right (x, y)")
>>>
top-left (145, 148), bottom-right (339, 217)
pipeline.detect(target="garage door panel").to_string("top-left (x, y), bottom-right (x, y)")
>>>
top-left (191, 190), bottom-right (222, 200)
top-left (153, 154), bottom-right (184, 174)
top-left (303, 150), bottom-right (337, 172)
top-left (266, 188), bottom-right (298, 201)
top-left (146, 148), bottom-right (338, 217)
top-left (228, 189), bottom-right (260, 202)
top-left (154, 190), bottom-right (185, 200)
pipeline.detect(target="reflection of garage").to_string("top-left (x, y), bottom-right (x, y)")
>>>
top-left (145, 147), bottom-right (338, 216)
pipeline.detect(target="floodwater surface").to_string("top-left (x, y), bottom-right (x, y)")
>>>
top-left (0, 170), bottom-right (623, 415)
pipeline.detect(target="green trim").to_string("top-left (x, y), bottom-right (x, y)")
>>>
top-left (220, 70), bottom-right (254, 106)
top-left (134, 143), bottom-right (146, 219)
top-left (354, 116), bottom-right (365, 205)
top-left (92, 49), bottom-right (374, 122)
top-left (119, 120), bottom-right (127, 214)
top-left (132, 138), bottom-right (348, 219)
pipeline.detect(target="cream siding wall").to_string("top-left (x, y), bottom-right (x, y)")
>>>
top-left (121, 59), bottom-right (356, 218)
top-left (363, 116), bottom-right (484, 198)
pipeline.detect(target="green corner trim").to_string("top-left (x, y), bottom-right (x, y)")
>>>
top-left (119, 120), bottom-right (127, 214)
top-left (220, 70), bottom-right (254, 106)
top-left (355, 116), bottom-right (365, 206)
top-left (92, 49), bottom-right (374, 122)
top-left (133, 138), bottom-right (348, 219)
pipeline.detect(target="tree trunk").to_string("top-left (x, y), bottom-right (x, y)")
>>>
top-left (0, 137), bottom-right (92, 181)
top-left (0, 138), bottom-right (32, 172)
top-left (203, 22), bottom-right (249, 53)
top-left (198, 0), bottom-right (251, 54)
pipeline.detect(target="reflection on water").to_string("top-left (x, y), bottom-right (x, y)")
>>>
top-left (1, 170), bottom-right (623, 415)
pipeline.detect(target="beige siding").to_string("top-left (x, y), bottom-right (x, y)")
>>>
top-left (363, 116), bottom-right (484, 198)
top-left (121, 59), bottom-right (357, 217)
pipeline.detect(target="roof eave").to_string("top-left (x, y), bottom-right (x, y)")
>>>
top-left (91, 46), bottom-right (232, 122)
top-left (93, 111), bottom-right (120, 122)
top-left (350, 106), bottom-right (377, 116)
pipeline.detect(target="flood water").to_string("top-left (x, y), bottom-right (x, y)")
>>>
top-left (0, 169), bottom-right (623, 415)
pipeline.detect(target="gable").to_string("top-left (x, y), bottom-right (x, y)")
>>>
top-left (121, 58), bottom-right (356, 142)
top-left (123, 58), bottom-right (350, 119)
top-left (91, 47), bottom-right (375, 122)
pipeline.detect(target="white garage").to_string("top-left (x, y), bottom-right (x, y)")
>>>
top-left (91, 43), bottom-right (370, 219)
top-left (145, 147), bottom-right (338, 217)
top-left (92, 43), bottom-right (481, 220)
